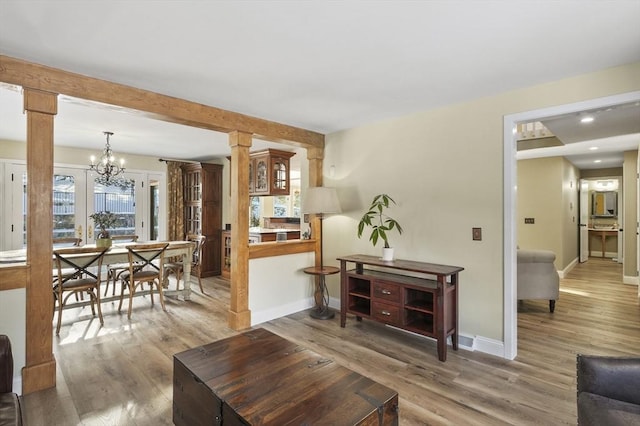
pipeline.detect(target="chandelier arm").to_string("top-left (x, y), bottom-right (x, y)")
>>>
top-left (88, 131), bottom-right (126, 182)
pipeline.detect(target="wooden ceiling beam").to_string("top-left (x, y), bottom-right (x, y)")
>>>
top-left (0, 55), bottom-right (324, 148)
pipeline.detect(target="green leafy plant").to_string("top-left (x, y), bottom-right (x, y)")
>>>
top-left (357, 194), bottom-right (403, 248)
top-left (89, 211), bottom-right (118, 239)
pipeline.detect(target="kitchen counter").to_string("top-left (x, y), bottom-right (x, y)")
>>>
top-left (248, 227), bottom-right (301, 243)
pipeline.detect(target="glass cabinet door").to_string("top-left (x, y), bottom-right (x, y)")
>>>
top-left (272, 160), bottom-right (287, 192)
top-left (255, 158), bottom-right (268, 193)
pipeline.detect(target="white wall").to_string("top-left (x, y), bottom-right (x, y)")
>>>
top-left (322, 62), bottom-right (640, 347)
top-left (249, 252), bottom-right (315, 325)
top-left (0, 288), bottom-right (25, 394)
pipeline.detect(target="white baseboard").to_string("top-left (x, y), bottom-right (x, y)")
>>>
top-left (472, 336), bottom-right (506, 357)
top-left (623, 275), bottom-right (639, 286)
top-left (588, 251), bottom-right (618, 259)
top-left (251, 297), bottom-right (314, 326)
top-left (269, 297), bottom-right (509, 359)
top-left (558, 257), bottom-right (579, 279)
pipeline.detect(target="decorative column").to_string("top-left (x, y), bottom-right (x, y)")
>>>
top-left (23, 88), bottom-right (57, 393)
top-left (228, 131), bottom-right (252, 330)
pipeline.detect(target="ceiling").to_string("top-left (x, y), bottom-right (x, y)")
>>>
top-left (517, 101), bottom-right (640, 169)
top-left (1, 1), bottom-right (639, 166)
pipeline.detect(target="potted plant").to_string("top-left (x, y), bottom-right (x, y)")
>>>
top-left (357, 194), bottom-right (403, 261)
top-left (89, 211), bottom-right (118, 248)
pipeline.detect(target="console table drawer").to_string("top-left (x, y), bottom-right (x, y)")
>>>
top-left (373, 281), bottom-right (401, 304)
top-left (372, 301), bottom-right (401, 325)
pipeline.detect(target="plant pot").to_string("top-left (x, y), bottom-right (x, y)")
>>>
top-left (96, 237), bottom-right (112, 249)
top-left (382, 247), bottom-right (394, 261)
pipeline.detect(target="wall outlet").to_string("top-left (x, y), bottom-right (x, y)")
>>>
top-left (472, 227), bottom-right (482, 241)
top-left (524, 218), bottom-right (535, 224)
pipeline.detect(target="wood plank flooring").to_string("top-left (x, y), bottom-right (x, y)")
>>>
top-left (21, 257), bottom-right (640, 425)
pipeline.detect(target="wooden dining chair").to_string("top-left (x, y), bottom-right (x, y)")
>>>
top-left (118, 242), bottom-right (169, 319)
top-left (104, 235), bottom-right (139, 296)
top-left (53, 246), bottom-right (108, 335)
top-left (52, 237), bottom-right (84, 300)
top-left (164, 234), bottom-right (206, 293)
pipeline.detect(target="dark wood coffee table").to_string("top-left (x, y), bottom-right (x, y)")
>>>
top-left (173, 328), bottom-right (399, 425)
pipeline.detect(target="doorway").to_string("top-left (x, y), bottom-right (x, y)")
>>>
top-left (579, 177), bottom-right (623, 264)
top-left (503, 90), bottom-right (640, 360)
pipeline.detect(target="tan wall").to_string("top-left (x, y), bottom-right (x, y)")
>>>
top-left (1, 139), bottom-right (166, 172)
top-left (517, 157), bottom-right (564, 265)
top-left (623, 150), bottom-right (638, 278)
top-left (517, 157), bottom-right (580, 270)
top-left (324, 61), bottom-right (640, 342)
top-left (561, 158), bottom-right (580, 268)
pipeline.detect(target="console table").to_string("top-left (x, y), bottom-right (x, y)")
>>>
top-left (173, 328), bottom-right (399, 425)
top-left (588, 229), bottom-right (618, 258)
top-left (337, 254), bottom-right (464, 362)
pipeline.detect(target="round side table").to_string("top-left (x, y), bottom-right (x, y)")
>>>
top-left (303, 266), bottom-right (340, 320)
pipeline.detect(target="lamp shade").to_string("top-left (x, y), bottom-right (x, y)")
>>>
top-left (302, 187), bottom-right (342, 215)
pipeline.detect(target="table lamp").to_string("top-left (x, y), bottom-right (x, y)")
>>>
top-left (302, 186), bottom-right (342, 319)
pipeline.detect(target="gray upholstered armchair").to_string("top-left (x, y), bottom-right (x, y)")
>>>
top-left (577, 355), bottom-right (640, 425)
top-left (0, 334), bottom-right (23, 426)
top-left (517, 249), bottom-right (559, 313)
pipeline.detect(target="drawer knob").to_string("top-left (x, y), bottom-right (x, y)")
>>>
top-left (381, 289), bottom-right (392, 295)
top-left (381, 310), bottom-right (391, 316)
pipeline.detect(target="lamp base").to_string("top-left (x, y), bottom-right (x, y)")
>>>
top-left (309, 307), bottom-right (335, 320)
top-left (302, 265), bottom-right (340, 321)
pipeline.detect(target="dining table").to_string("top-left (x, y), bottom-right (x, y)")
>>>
top-left (0, 240), bottom-right (197, 303)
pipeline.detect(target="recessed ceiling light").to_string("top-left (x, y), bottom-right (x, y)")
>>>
top-left (594, 159), bottom-right (602, 163)
top-left (589, 146), bottom-right (599, 151)
top-left (580, 115), bottom-right (594, 123)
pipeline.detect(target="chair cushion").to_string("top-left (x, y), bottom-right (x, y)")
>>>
top-left (59, 278), bottom-right (99, 289)
top-left (121, 270), bottom-right (159, 280)
top-left (578, 392), bottom-right (640, 426)
top-left (0, 392), bottom-right (23, 426)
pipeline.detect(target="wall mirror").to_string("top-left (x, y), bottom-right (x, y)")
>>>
top-left (592, 191), bottom-right (617, 217)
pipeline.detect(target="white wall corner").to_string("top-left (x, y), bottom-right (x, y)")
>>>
top-left (328, 295), bottom-right (340, 311)
top-left (558, 257), bottom-right (578, 279)
top-left (473, 336), bottom-right (507, 358)
top-left (251, 297), bottom-right (314, 326)
top-left (13, 376), bottom-right (22, 396)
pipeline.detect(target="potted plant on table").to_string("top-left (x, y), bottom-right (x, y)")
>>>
top-left (357, 194), bottom-right (403, 261)
top-left (89, 211), bottom-right (118, 248)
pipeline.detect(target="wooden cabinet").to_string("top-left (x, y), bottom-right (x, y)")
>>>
top-left (250, 149), bottom-right (295, 196)
top-left (338, 254), bottom-right (463, 362)
top-left (228, 148), bottom-right (295, 196)
top-left (221, 230), bottom-right (231, 279)
top-left (182, 163), bottom-right (222, 277)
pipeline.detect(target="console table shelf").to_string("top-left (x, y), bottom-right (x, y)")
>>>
top-left (337, 254), bottom-right (464, 362)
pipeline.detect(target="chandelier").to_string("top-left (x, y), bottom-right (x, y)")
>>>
top-left (89, 131), bottom-right (127, 187)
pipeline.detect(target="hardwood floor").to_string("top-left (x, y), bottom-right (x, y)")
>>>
top-left (21, 257), bottom-right (640, 425)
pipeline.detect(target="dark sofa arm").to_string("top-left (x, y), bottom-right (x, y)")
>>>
top-left (0, 335), bottom-right (14, 394)
top-left (577, 354), bottom-right (640, 406)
